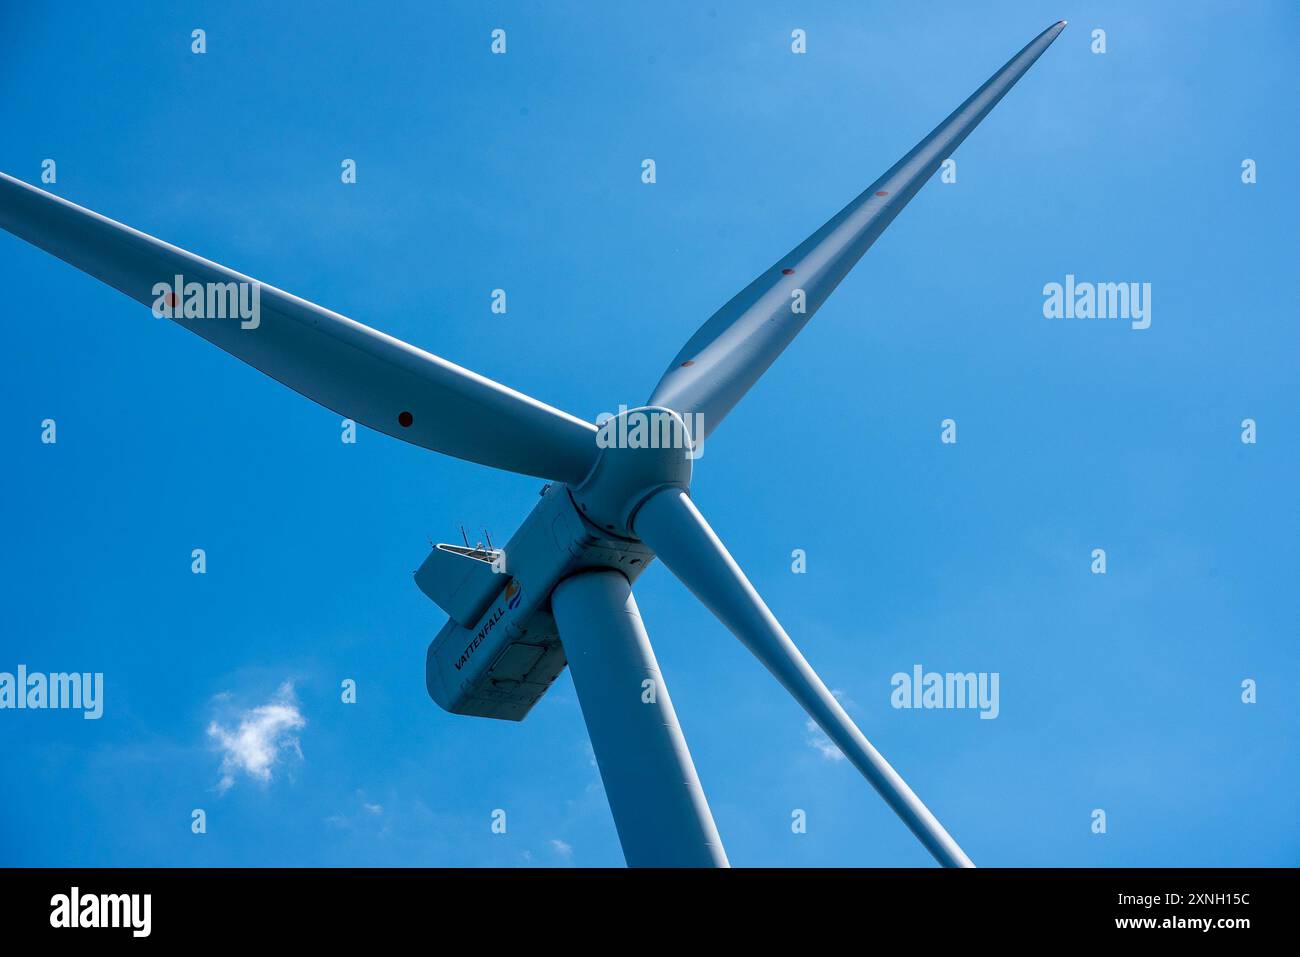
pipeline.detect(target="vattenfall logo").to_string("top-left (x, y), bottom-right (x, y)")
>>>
top-left (455, 603), bottom-right (505, 671)
top-left (50, 887), bottom-right (151, 937)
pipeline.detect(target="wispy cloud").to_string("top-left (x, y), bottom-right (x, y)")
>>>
top-left (207, 682), bottom-right (305, 793)
top-left (325, 790), bottom-right (386, 833)
top-left (548, 839), bottom-right (573, 860)
top-left (806, 719), bottom-right (845, 761)
top-left (805, 689), bottom-right (851, 761)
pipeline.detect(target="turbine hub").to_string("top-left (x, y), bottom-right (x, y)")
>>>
top-left (569, 406), bottom-right (694, 538)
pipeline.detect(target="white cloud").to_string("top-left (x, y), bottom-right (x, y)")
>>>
top-left (806, 719), bottom-right (845, 761)
top-left (805, 690), bottom-right (851, 761)
top-left (549, 839), bottom-right (573, 859)
top-left (207, 682), bottom-right (306, 793)
top-left (324, 792), bottom-right (388, 834)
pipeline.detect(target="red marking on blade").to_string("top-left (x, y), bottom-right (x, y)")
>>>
top-left (681, 360), bottom-right (695, 367)
top-left (397, 411), bottom-right (413, 427)
top-left (875, 190), bottom-right (889, 197)
top-left (782, 268), bottom-right (795, 275)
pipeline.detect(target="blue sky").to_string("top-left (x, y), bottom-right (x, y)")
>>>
top-left (1, 0), bottom-right (1296, 867)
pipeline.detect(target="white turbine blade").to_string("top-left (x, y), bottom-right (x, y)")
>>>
top-left (634, 487), bottom-right (974, 868)
top-left (0, 172), bottom-right (598, 484)
top-left (551, 569), bottom-right (729, 867)
top-left (648, 21), bottom-right (1066, 441)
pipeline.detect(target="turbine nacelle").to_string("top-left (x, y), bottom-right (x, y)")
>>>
top-left (420, 483), bottom-right (655, 721)
top-left (570, 405), bottom-right (695, 538)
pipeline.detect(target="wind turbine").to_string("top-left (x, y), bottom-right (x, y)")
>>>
top-left (0, 21), bottom-right (1066, 867)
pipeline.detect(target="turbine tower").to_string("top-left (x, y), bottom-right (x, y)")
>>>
top-left (0, 21), bottom-right (1067, 867)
